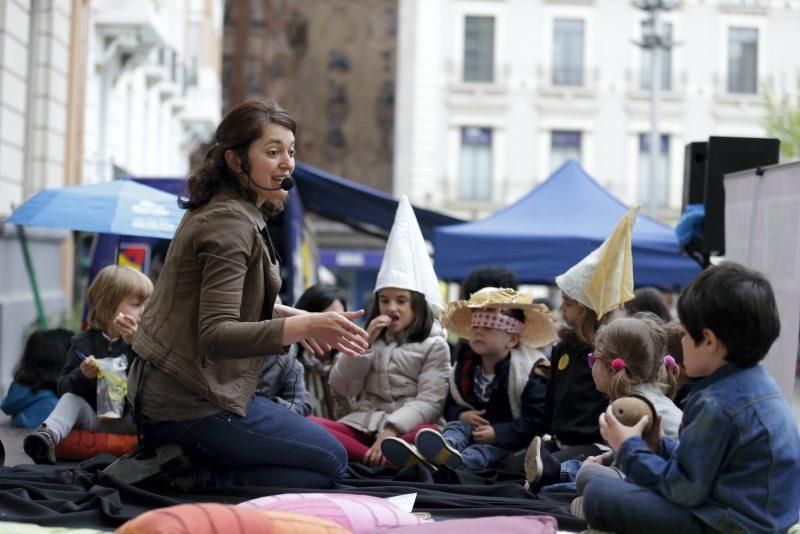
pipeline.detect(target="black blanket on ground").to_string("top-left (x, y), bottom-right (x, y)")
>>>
top-left (0, 456), bottom-right (585, 531)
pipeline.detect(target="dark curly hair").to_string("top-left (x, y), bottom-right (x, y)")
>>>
top-left (180, 99), bottom-right (297, 211)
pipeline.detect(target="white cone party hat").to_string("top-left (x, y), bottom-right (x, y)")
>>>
top-left (555, 206), bottom-right (640, 319)
top-left (375, 195), bottom-right (443, 315)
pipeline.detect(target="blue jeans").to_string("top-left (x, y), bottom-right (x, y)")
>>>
top-left (538, 459), bottom-right (582, 495)
top-left (442, 420), bottom-right (510, 470)
top-left (561, 459), bottom-right (581, 482)
top-left (583, 477), bottom-right (709, 533)
top-left (141, 395), bottom-right (347, 488)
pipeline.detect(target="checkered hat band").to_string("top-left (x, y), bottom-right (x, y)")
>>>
top-left (470, 311), bottom-right (524, 334)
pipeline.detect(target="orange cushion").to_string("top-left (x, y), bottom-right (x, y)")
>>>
top-left (54, 429), bottom-right (138, 460)
top-left (116, 503), bottom-right (351, 534)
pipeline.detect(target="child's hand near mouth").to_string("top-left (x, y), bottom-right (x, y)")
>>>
top-left (366, 314), bottom-right (392, 346)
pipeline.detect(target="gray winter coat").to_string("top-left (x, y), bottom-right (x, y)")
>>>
top-left (329, 323), bottom-right (451, 434)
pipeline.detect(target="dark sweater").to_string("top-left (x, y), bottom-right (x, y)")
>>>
top-left (58, 328), bottom-right (135, 411)
top-left (545, 333), bottom-right (607, 446)
top-left (444, 347), bottom-right (549, 451)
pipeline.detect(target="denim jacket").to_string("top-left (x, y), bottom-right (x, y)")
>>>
top-left (618, 363), bottom-right (800, 533)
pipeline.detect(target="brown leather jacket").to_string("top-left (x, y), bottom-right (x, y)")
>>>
top-left (131, 192), bottom-right (286, 417)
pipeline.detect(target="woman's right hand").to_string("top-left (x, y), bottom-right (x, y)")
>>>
top-left (80, 355), bottom-right (99, 379)
top-left (305, 310), bottom-right (369, 358)
top-left (366, 315), bottom-right (391, 346)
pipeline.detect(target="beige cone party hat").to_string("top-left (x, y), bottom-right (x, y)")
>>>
top-left (555, 206), bottom-right (640, 319)
top-left (374, 195), bottom-right (443, 315)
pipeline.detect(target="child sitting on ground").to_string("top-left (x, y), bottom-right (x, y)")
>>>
top-left (527, 313), bottom-right (682, 495)
top-left (23, 265), bottom-right (153, 464)
top-left (583, 262), bottom-right (800, 533)
top-left (663, 320), bottom-right (699, 409)
top-left (294, 284), bottom-right (351, 419)
top-left (255, 344), bottom-right (312, 416)
top-left (310, 197), bottom-right (451, 466)
top-left (543, 207), bottom-right (640, 463)
top-left (1, 329), bottom-right (74, 429)
top-left (381, 287), bottom-right (556, 471)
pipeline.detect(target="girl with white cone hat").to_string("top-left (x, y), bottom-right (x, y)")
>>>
top-left (525, 207), bottom-right (640, 487)
top-left (310, 196), bottom-right (451, 466)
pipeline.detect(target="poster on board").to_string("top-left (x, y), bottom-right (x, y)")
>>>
top-left (724, 161), bottom-right (800, 403)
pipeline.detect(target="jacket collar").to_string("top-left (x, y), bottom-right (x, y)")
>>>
top-left (210, 191), bottom-right (267, 232)
top-left (691, 362), bottom-right (741, 393)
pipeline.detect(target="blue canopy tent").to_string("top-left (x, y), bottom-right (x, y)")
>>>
top-left (433, 160), bottom-right (701, 287)
top-left (293, 162), bottom-right (463, 239)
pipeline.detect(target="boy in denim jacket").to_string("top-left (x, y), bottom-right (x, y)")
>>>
top-left (583, 262), bottom-right (800, 533)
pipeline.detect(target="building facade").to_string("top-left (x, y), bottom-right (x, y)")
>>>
top-left (0, 0), bottom-right (222, 394)
top-left (222, 0), bottom-right (398, 193)
top-left (394, 0), bottom-right (800, 221)
top-left (82, 0), bottom-right (223, 184)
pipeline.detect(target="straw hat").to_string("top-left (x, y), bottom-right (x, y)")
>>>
top-left (375, 195), bottom-right (443, 315)
top-left (442, 287), bottom-right (557, 348)
top-left (555, 206), bottom-right (639, 319)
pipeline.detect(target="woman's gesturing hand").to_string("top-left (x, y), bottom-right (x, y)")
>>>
top-left (306, 310), bottom-right (369, 358)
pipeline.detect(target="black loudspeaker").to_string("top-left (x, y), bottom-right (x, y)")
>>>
top-left (682, 142), bottom-right (707, 209)
top-left (702, 136), bottom-right (780, 255)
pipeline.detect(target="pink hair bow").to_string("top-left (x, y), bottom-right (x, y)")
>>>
top-left (611, 358), bottom-right (626, 371)
top-left (664, 354), bottom-right (677, 369)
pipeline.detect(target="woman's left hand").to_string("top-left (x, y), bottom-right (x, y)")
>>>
top-left (307, 311), bottom-right (370, 358)
top-left (300, 338), bottom-right (330, 356)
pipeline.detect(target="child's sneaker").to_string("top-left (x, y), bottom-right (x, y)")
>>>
top-left (414, 428), bottom-right (463, 469)
top-left (524, 435), bottom-right (560, 492)
top-left (570, 496), bottom-right (586, 519)
top-left (524, 436), bottom-right (544, 486)
top-left (380, 437), bottom-right (436, 470)
top-left (23, 426), bottom-right (57, 465)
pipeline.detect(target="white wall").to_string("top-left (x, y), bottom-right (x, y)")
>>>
top-left (82, 0), bottom-right (221, 185)
top-left (0, 0), bottom-right (71, 394)
top-left (0, 0), bottom-right (222, 394)
top-left (0, 0), bottom-right (32, 215)
top-left (395, 0), bottom-right (800, 222)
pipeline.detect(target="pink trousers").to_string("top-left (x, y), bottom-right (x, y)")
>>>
top-left (307, 415), bottom-right (438, 462)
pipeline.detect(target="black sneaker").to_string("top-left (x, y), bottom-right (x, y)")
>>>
top-left (381, 437), bottom-right (436, 470)
top-left (414, 428), bottom-right (463, 469)
top-left (23, 426), bottom-right (57, 465)
top-left (102, 443), bottom-right (191, 486)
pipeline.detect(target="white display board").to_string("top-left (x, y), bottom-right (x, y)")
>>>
top-left (725, 161), bottom-right (800, 403)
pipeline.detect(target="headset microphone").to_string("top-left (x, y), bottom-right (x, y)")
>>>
top-left (248, 175), bottom-right (295, 191)
top-left (279, 176), bottom-right (295, 191)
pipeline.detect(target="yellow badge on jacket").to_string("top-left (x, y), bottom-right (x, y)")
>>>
top-left (558, 354), bottom-right (570, 371)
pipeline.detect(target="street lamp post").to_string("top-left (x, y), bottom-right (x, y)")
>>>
top-left (635, 0), bottom-right (678, 218)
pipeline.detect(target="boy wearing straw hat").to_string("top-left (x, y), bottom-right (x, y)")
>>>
top-left (382, 288), bottom-right (557, 471)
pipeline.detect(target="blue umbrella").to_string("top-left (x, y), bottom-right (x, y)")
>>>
top-left (8, 179), bottom-right (184, 239)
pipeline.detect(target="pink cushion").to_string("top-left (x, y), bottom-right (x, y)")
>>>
top-left (376, 515), bottom-right (558, 533)
top-left (237, 493), bottom-right (424, 533)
